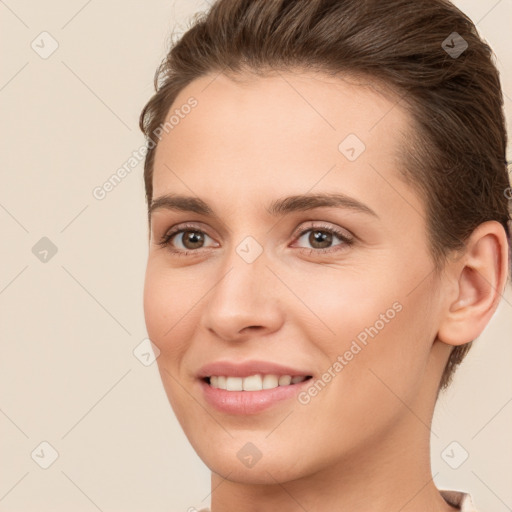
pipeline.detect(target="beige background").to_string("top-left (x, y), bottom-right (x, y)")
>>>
top-left (0, 1), bottom-right (511, 511)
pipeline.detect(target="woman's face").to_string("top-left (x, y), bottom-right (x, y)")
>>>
top-left (144, 71), bottom-right (448, 482)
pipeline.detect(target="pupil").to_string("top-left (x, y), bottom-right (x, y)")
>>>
top-left (311, 230), bottom-right (331, 248)
top-left (185, 231), bottom-right (203, 248)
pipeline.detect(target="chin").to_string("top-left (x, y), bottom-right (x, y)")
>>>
top-left (194, 440), bottom-right (313, 485)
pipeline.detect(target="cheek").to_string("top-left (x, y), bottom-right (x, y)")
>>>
top-left (143, 264), bottom-right (201, 429)
top-left (335, 291), bottom-right (435, 424)
top-left (291, 263), bottom-right (436, 405)
top-left (286, 264), bottom-right (403, 347)
top-left (143, 262), bottom-right (193, 362)
top-left (143, 266), bottom-right (168, 346)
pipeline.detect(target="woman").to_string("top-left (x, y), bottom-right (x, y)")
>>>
top-left (139, 0), bottom-right (511, 510)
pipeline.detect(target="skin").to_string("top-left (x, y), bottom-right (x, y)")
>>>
top-left (143, 70), bottom-right (509, 512)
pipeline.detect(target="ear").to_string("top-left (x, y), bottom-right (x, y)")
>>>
top-left (437, 221), bottom-right (510, 346)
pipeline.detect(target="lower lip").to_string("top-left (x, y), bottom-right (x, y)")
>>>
top-left (199, 378), bottom-right (312, 415)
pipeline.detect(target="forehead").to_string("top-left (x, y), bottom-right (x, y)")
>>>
top-left (152, 70), bottom-right (421, 223)
top-left (157, 70), bottom-right (409, 152)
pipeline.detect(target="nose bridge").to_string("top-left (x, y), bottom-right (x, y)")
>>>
top-left (213, 235), bottom-right (269, 311)
top-left (200, 233), bottom-right (281, 338)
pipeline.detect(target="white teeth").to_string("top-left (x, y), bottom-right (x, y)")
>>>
top-left (278, 375), bottom-right (292, 386)
top-left (226, 376), bottom-right (243, 391)
top-left (262, 374), bottom-right (279, 389)
top-left (208, 374), bottom-right (309, 391)
top-left (243, 374), bottom-right (262, 391)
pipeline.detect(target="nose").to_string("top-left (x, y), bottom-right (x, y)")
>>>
top-left (199, 245), bottom-right (284, 342)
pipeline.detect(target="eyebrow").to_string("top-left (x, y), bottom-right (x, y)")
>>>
top-left (149, 192), bottom-right (379, 218)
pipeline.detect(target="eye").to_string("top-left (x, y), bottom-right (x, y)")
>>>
top-left (157, 222), bottom-right (354, 257)
top-left (292, 223), bottom-right (354, 254)
top-left (158, 223), bottom-right (217, 255)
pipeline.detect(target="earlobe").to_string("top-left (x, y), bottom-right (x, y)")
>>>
top-left (437, 221), bottom-right (509, 347)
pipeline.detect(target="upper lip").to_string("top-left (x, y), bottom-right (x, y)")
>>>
top-left (197, 360), bottom-right (312, 379)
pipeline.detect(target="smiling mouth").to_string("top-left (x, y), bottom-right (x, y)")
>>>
top-left (203, 374), bottom-right (313, 391)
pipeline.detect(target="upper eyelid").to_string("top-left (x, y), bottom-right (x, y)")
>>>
top-left (295, 222), bottom-right (353, 237)
top-left (163, 220), bottom-right (348, 235)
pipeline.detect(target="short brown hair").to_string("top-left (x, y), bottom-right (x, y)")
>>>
top-left (139, 0), bottom-right (511, 390)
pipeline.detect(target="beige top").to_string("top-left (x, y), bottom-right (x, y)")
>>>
top-left (195, 489), bottom-right (477, 511)
top-left (440, 490), bottom-right (478, 511)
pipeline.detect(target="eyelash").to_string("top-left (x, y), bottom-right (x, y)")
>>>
top-left (157, 222), bottom-right (354, 257)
